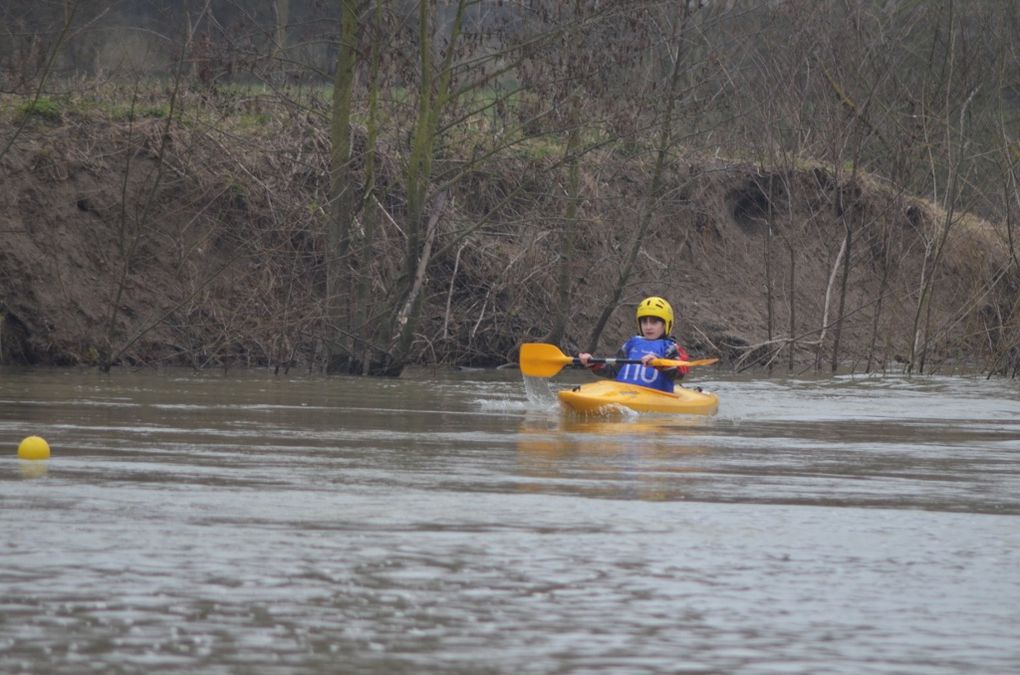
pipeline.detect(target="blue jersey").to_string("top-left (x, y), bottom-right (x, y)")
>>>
top-left (614, 336), bottom-right (677, 392)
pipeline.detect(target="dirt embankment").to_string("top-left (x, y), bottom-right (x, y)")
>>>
top-left (1, 109), bottom-right (1017, 375)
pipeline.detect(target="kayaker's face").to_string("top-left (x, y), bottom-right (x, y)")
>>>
top-left (639, 316), bottom-right (666, 339)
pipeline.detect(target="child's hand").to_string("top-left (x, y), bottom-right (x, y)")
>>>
top-left (642, 352), bottom-right (675, 372)
top-left (578, 352), bottom-right (593, 367)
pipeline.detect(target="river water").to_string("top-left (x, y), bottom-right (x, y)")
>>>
top-left (2, 367), bottom-right (1019, 673)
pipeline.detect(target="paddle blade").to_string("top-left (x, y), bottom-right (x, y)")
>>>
top-left (680, 357), bottom-right (720, 367)
top-left (650, 357), bottom-right (720, 368)
top-left (519, 343), bottom-right (574, 377)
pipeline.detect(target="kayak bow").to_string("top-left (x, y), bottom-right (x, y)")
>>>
top-left (558, 380), bottom-right (719, 416)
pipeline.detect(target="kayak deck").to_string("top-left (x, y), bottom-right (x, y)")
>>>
top-left (558, 380), bottom-right (719, 416)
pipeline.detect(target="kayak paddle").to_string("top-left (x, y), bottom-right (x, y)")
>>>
top-left (519, 342), bottom-right (719, 378)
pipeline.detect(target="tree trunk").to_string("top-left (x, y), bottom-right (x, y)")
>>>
top-left (273, 0), bottom-right (289, 79)
top-left (829, 185), bottom-right (853, 373)
top-left (763, 174), bottom-right (775, 373)
top-left (325, 0), bottom-right (359, 372)
top-left (587, 1), bottom-right (692, 352)
top-left (546, 92), bottom-right (582, 347)
top-left (355, 0), bottom-right (385, 375)
top-left (386, 0), bottom-right (467, 374)
top-left (787, 243), bottom-right (796, 371)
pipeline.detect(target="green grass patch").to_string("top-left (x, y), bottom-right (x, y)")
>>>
top-left (236, 112), bottom-right (273, 129)
top-left (17, 97), bottom-right (62, 123)
top-left (513, 136), bottom-right (564, 161)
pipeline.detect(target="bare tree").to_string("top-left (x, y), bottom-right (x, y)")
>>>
top-left (586, 0), bottom-right (700, 353)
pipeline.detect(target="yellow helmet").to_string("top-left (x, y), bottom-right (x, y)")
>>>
top-left (636, 296), bottom-right (674, 335)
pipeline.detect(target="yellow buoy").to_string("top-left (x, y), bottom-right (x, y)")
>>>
top-left (18, 435), bottom-right (50, 460)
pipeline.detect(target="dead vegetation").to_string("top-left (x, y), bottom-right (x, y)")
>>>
top-left (1, 94), bottom-right (1017, 376)
top-left (2, 1), bottom-right (1020, 376)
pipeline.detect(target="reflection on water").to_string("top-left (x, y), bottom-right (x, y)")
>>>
top-left (2, 367), bottom-right (1020, 673)
top-left (17, 459), bottom-right (49, 479)
top-left (516, 415), bottom-right (712, 501)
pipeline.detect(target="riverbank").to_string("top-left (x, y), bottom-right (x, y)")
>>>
top-left (1, 88), bottom-right (1017, 375)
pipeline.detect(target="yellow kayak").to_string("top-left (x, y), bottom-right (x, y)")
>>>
top-left (558, 380), bottom-right (719, 416)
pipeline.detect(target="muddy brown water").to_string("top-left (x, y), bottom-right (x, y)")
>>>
top-left (2, 367), bottom-right (1019, 673)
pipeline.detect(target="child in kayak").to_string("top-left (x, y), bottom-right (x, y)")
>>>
top-left (577, 296), bottom-right (689, 393)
